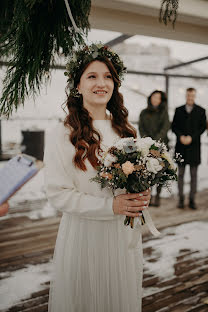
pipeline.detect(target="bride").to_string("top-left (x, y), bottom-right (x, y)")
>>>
top-left (44, 43), bottom-right (151, 312)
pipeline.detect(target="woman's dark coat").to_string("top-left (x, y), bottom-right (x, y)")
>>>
top-left (171, 104), bottom-right (206, 165)
top-left (138, 95), bottom-right (170, 146)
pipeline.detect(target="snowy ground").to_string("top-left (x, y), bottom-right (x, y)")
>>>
top-left (143, 221), bottom-right (208, 289)
top-left (0, 221), bottom-right (207, 310)
top-left (0, 262), bottom-right (53, 311)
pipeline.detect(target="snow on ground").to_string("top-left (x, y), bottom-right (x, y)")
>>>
top-left (9, 168), bottom-right (45, 203)
top-left (143, 221), bottom-right (208, 296)
top-left (0, 262), bottom-right (53, 310)
top-left (0, 221), bottom-right (207, 310)
top-left (28, 201), bottom-right (57, 220)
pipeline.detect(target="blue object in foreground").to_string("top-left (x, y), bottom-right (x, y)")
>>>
top-left (0, 155), bottom-right (38, 205)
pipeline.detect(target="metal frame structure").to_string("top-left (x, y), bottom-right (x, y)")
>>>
top-left (127, 70), bottom-right (208, 105)
top-left (105, 36), bottom-right (208, 104)
top-left (164, 56), bottom-right (208, 71)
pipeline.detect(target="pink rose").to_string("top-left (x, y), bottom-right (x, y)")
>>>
top-left (122, 161), bottom-right (135, 175)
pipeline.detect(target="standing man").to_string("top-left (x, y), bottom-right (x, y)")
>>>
top-left (172, 87), bottom-right (206, 209)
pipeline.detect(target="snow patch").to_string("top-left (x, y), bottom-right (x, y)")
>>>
top-left (143, 221), bottom-right (208, 280)
top-left (0, 262), bottom-right (53, 310)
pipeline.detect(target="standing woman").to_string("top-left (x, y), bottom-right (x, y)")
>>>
top-left (44, 44), bottom-right (151, 312)
top-left (139, 90), bottom-right (170, 206)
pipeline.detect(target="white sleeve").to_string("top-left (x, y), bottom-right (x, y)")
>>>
top-left (43, 125), bottom-right (115, 219)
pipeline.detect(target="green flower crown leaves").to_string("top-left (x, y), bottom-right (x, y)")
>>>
top-left (64, 43), bottom-right (127, 97)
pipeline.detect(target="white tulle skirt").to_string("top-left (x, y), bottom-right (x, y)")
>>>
top-left (48, 213), bottom-right (143, 312)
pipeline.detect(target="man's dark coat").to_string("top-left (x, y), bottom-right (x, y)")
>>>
top-left (172, 104), bottom-right (206, 165)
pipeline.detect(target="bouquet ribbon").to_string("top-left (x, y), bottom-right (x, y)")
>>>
top-left (128, 209), bottom-right (160, 249)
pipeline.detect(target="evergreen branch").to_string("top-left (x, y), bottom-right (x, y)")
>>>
top-left (0, 0), bottom-right (91, 117)
top-left (159, 0), bottom-right (179, 27)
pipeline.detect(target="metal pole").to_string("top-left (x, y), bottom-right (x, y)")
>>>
top-left (127, 70), bottom-right (208, 79)
top-left (0, 120), bottom-right (1, 159)
top-left (164, 56), bottom-right (208, 71)
top-left (105, 34), bottom-right (133, 47)
top-left (165, 75), bottom-right (169, 106)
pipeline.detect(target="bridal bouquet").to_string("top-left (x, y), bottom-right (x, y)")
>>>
top-left (91, 137), bottom-right (179, 229)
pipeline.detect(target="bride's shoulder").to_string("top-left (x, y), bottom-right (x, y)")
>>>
top-left (49, 121), bottom-right (70, 135)
top-left (47, 121), bottom-right (73, 146)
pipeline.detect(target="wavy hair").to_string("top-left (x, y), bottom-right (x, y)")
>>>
top-left (64, 56), bottom-right (137, 171)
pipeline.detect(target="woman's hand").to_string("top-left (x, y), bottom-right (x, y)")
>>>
top-left (0, 202), bottom-right (9, 217)
top-left (113, 189), bottom-right (151, 217)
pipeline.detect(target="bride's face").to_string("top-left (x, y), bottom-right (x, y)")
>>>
top-left (77, 60), bottom-right (114, 109)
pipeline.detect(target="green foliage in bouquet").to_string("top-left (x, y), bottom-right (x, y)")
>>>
top-left (0, 0), bottom-right (91, 116)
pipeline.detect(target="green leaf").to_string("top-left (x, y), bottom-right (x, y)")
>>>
top-left (150, 144), bottom-right (159, 150)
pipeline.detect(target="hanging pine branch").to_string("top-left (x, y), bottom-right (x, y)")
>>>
top-left (159, 0), bottom-right (179, 27)
top-left (0, 0), bottom-right (91, 117)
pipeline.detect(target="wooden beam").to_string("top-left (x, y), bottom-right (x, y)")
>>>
top-left (89, 6), bottom-right (208, 45)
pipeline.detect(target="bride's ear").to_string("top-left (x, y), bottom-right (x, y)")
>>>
top-left (77, 83), bottom-right (82, 95)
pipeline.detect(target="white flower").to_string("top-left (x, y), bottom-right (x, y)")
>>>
top-left (97, 43), bottom-right (103, 49)
top-left (68, 81), bottom-right (74, 89)
top-left (162, 152), bottom-right (176, 170)
top-left (146, 158), bottom-right (163, 174)
top-left (92, 51), bottom-right (99, 58)
top-left (71, 54), bottom-right (77, 62)
top-left (114, 137), bottom-right (134, 150)
top-left (136, 137), bottom-right (154, 157)
top-left (103, 153), bottom-right (117, 167)
top-left (142, 137), bottom-right (154, 146)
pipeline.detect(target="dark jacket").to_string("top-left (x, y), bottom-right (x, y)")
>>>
top-left (138, 96), bottom-right (170, 146)
top-left (172, 104), bottom-right (206, 165)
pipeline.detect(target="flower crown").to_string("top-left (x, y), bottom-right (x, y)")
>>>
top-left (64, 43), bottom-right (127, 97)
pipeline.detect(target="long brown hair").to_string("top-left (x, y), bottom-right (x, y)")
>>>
top-left (64, 56), bottom-right (137, 171)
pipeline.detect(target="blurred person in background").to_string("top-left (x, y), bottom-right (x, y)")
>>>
top-left (172, 87), bottom-right (206, 210)
top-left (0, 202), bottom-right (9, 217)
top-left (138, 90), bottom-right (170, 207)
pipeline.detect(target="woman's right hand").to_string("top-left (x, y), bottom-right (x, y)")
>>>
top-left (112, 189), bottom-right (151, 217)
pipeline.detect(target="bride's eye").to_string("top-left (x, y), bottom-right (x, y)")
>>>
top-left (106, 75), bottom-right (112, 79)
top-left (88, 75), bottom-right (96, 79)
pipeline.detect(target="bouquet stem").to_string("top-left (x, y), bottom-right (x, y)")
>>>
top-left (130, 216), bottom-right (134, 228)
top-left (124, 213), bottom-right (145, 229)
top-left (124, 190), bottom-right (147, 228)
